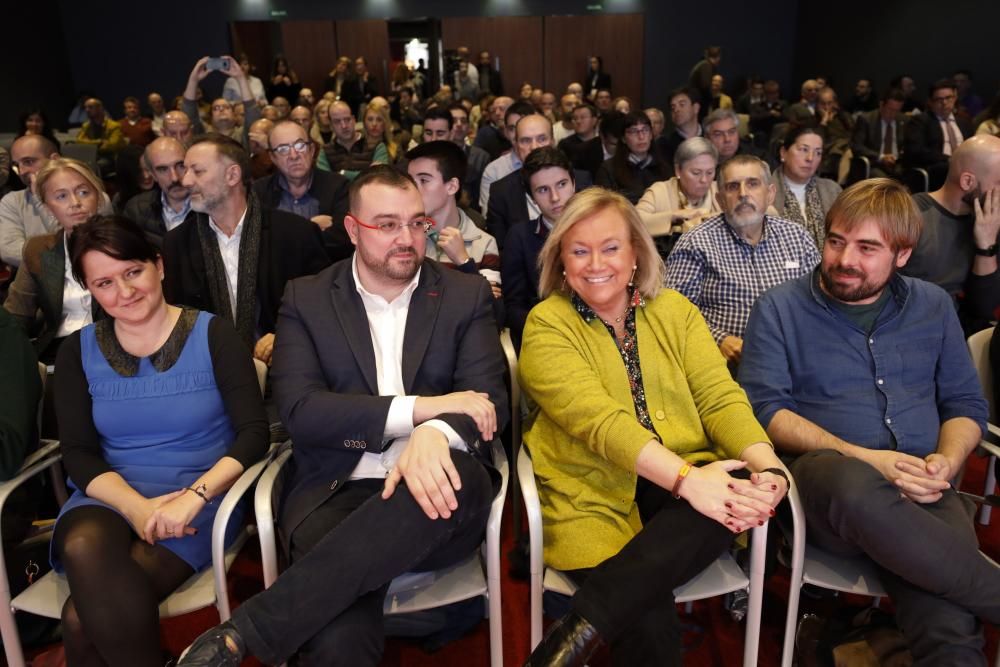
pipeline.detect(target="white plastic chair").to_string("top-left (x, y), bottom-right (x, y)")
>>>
top-left (254, 439), bottom-right (509, 667)
top-left (967, 326), bottom-right (1000, 524)
top-left (499, 328), bottom-right (523, 538)
top-left (779, 460), bottom-right (1000, 667)
top-left (0, 359), bottom-right (271, 667)
top-left (517, 445), bottom-right (769, 666)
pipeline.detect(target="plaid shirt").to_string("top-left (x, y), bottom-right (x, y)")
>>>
top-left (665, 214), bottom-right (820, 342)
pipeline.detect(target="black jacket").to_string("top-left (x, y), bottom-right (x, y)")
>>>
top-left (252, 170), bottom-right (352, 263)
top-left (123, 188), bottom-right (197, 248)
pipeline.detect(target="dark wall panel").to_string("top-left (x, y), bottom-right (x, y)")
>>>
top-left (441, 17), bottom-right (545, 100)
top-left (279, 20), bottom-right (338, 96)
top-left (544, 15), bottom-right (644, 105)
top-left (231, 22), bottom-right (276, 90)
top-left (335, 20), bottom-right (391, 94)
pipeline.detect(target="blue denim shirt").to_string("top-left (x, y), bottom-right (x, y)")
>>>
top-left (739, 271), bottom-right (987, 458)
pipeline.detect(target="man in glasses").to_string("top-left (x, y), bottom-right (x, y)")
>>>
top-left (252, 120), bottom-right (352, 262)
top-left (163, 134), bottom-right (329, 367)
top-left (179, 165), bottom-right (507, 667)
top-left (181, 55), bottom-right (261, 147)
top-left (903, 78), bottom-right (975, 190)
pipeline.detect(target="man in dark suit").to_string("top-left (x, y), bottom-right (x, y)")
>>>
top-left (850, 89), bottom-right (906, 179)
top-left (657, 88), bottom-right (702, 169)
top-left (476, 50), bottom-right (504, 96)
top-left (570, 110), bottom-right (625, 182)
top-left (903, 78), bottom-right (975, 190)
top-left (178, 166), bottom-right (508, 667)
top-left (163, 134), bottom-right (329, 367)
top-left (252, 120), bottom-right (352, 262)
top-left (125, 137), bottom-right (196, 248)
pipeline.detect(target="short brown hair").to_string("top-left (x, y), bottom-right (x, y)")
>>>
top-left (537, 187), bottom-right (665, 300)
top-left (69, 215), bottom-right (159, 286)
top-left (348, 164), bottom-right (417, 213)
top-left (824, 178), bottom-right (922, 251)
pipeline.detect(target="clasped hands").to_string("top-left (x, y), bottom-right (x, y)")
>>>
top-left (382, 391), bottom-right (497, 520)
top-left (868, 450), bottom-right (953, 503)
top-left (682, 461), bottom-right (787, 534)
top-left (129, 489), bottom-right (205, 545)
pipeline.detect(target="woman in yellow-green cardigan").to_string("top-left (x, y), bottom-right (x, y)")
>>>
top-left (519, 187), bottom-right (788, 667)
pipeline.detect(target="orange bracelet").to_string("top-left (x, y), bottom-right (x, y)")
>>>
top-left (672, 463), bottom-right (692, 499)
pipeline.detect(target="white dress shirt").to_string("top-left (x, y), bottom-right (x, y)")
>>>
top-left (350, 255), bottom-right (466, 480)
top-left (55, 234), bottom-right (92, 337)
top-left (208, 208), bottom-right (247, 318)
top-left (479, 152), bottom-right (521, 213)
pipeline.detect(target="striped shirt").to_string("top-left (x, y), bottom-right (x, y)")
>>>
top-left (665, 214), bottom-right (820, 342)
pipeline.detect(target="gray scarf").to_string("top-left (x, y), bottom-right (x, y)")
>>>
top-left (195, 192), bottom-right (262, 346)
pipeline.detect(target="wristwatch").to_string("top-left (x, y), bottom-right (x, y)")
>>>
top-left (974, 244), bottom-right (998, 257)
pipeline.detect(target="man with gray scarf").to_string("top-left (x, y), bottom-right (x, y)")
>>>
top-left (163, 134), bottom-right (329, 366)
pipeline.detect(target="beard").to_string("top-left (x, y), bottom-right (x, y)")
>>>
top-left (819, 262), bottom-right (892, 303)
top-left (727, 200), bottom-right (765, 228)
top-left (358, 241), bottom-right (422, 282)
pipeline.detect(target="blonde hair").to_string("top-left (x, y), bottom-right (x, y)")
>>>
top-left (35, 157), bottom-right (105, 205)
top-left (537, 187), bottom-right (665, 300)
top-left (824, 178), bottom-right (922, 251)
top-left (365, 105), bottom-right (398, 161)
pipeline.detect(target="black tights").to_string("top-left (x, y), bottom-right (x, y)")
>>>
top-left (53, 505), bottom-right (194, 667)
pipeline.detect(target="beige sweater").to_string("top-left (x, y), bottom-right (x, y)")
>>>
top-left (635, 177), bottom-right (721, 237)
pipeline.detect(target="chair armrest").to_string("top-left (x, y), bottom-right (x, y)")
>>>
top-left (517, 447), bottom-right (545, 578)
top-left (486, 440), bottom-right (509, 561)
top-left (211, 443), bottom-right (279, 619)
top-left (254, 442), bottom-right (294, 589)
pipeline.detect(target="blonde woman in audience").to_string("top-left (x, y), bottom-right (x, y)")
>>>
top-left (324, 56), bottom-right (352, 99)
top-left (975, 93), bottom-right (1000, 136)
top-left (362, 105), bottom-right (398, 163)
top-left (613, 96), bottom-right (632, 114)
top-left (311, 99), bottom-right (333, 145)
top-left (636, 136), bottom-right (721, 247)
top-left (4, 158), bottom-right (112, 365)
top-left (520, 187), bottom-right (787, 667)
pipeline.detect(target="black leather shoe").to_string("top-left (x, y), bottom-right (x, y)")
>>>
top-left (176, 620), bottom-right (246, 667)
top-left (523, 610), bottom-right (604, 666)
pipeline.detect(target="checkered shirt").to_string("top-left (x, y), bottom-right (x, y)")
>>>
top-left (665, 214), bottom-right (820, 342)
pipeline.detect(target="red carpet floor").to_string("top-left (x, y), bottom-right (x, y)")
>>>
top-left (25, 451), bottom-right (1000, 666)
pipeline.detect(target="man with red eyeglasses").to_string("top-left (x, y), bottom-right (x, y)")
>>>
top-left (179, 165), bottom-right (507, 667)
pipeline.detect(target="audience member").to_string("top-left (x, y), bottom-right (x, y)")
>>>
top-left (596, 111), bottom-right (669, 204)
top-left (271, 96), bottom-right (291, 120)
top-left (704, 108), bottom-right (763, 164)
top-left (689, 46), bottom-right (721, 111)
top-left (845, 78), bottom-right (878, 114)
top-left (288, 105), bottom-right (312, 134)
top-left (571, 110), bottom-right (625, 179)
top-left (361, 105), bottom-right (397, 163)
top-left (644, 107), bottom-right (665, 140)
top-left (16, 107), bottom-right (62, 151)
top-left (406, 141), bottom-right (500, 296)
top-left (585, 56), bottom-right (612, 101)
top-left (519, 187), bottom-right (786, 667)
top-left (148, 93), bottom-right (168, 135)
top-left (850, 88), bottom-right (906, 178)
top-left (954, 70), bottom-right (984, 118)
top-left (485, 112), bottom-right (554, 246)
top-left (163, 134), bottom-right (330, 365)
top-left (657, 87), bottom-right (702, 168)
top-left (772, 126), bottom-right (842, 249)
top-left (124, 137), bottom-right (194, 247)
top-left (253, 120), bottom-right (352, 263)
top-left (223, 54), bottom-right (267, 106)
top-left (0, 307), bottom-right (40, 480)
top-left (552, 94), bottom-right (578, 143)
top-left (311, 99), bottom-right (333, 145)
top-left (785, 79), bottom-right (820, 125)
top-left (51, 215), bottom-right (268, 666)
top-left (748, 80), bottom-right (786, 146)
top-left (112, 144), bottom-right (154, 212)
top-left (736, 78), bottom-right (765, 115)
top-left (474, 96), bottom-right (514, 161)
top-left (903, 135), bottom-right (1000, 333)
top-left (479, 101), bottom-right (536, 213)
top-left (812, 87), bottom-right (854, 177)
top-left (178, 166), bottom-right (508, 667)
top-left (317, 101), bottom-right (385, 180)
top-left (391, 87), bottom-right (422, 135)
top-left (433, 105), bottom-right (490, 207)
top-left (666, 155), bottom-right (819, 364)
top-left (323, 56), bottom-right (352, 99)
top-left (477, 50), bottom-right (504, 96)
top-left (612, 96), bottom-right (632, 114)
top-left (890, 74), bottom-right (921, 113)
top-left (341, 56), bottom-right (378, 117)
top-left (739, 177), bottom-right (999, 667)
top-left (454, 61), bottom-right (479, 102)
top-left (297, 88), bottom-right (315, 108)
top-left (708, 74), bottom-right (732, 112)
top-left (4, 158), bottom-right (112, 364)
top-left (119, 96), bottom-right (155, 148)
top-left (247, 118), bottom-right (275, 179)
top-left (162, 110), bottom-right (194, 147)
top-left (75, 98), bottom-right (126, 175)
top-left (557, 102), bottom-right (599, 162)
top-left (636, 136), bottom-right (720, 246)
top-left (267, 56), bottom-right (301, 106)
top-left (0, 135), bottom-right (63, 266)
top-left (182, 56), bottom-right (261, 148)
top-left (594, 89), bottom-right (613, 115)
top-left (977, 93), bottom-right (1000, 137)
top-left (503, 146), bottom-right (575, 350)
top-left (903, 78), bottom-right (975, 190)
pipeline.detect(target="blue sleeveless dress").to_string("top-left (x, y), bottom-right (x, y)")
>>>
top-left (52, 311), bottom-right (244, 572)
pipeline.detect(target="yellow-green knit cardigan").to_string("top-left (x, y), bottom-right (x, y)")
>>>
top-left (519, 289), bottom-right (769, 571)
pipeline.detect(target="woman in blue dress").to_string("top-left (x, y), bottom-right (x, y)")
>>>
top-left (53, 215), bottom-right (269, 666)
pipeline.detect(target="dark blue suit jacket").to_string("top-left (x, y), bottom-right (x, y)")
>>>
top-left (501, 217), bottom-right (547, 351)
top-left (271, 258), bottom-right (509, 543)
